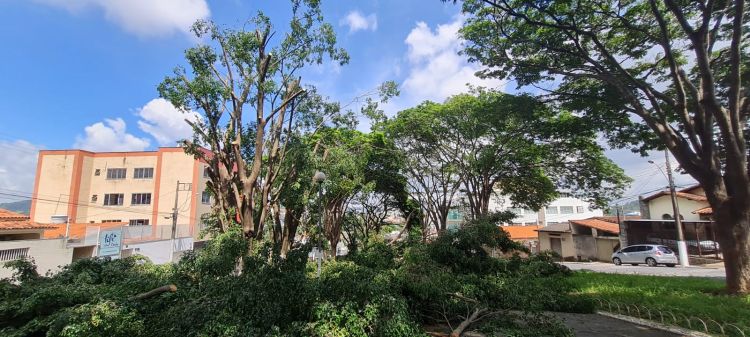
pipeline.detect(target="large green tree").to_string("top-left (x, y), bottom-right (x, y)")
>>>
top-left (158, 0), bottom-right (348, 244)
top-left (456, 0), bottom-right (750, 293)
top-left (386, 91), bottom-right (628, 232)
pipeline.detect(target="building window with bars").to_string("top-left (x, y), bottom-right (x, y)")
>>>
top-left (576, 206), bottom-right (585, 213)
top-left (131, 193), bottom-right (151, 205)
top-left (129, 219), bottom-right (149, 226)
top-left (201, 191), bottom-right (211, 205)
top-left (0, 248), bottom-right (29, 262)
top-left (102, 219), bottom-right (122, 223)
top-left (546, 206), bottom-right (558, 214)
top-left (106, 168), bottom-right (126, 179)
top-left (103, 193), bottom-right (124, 206)
top-left (203, 166), bottom-right (210, 178)
top-left (133, 167), bottom-right (154, 179)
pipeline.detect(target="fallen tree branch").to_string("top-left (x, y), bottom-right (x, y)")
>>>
top-left (129, 284), bottom-right (177, 300)
top-left (450, 307), bottom-right (487, 337)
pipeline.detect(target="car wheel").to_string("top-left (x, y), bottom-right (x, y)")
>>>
top-left (666, 264), bottom-right (676, 267)
top-left (613, 257), bottom-right (622, 266)
top-left (646, 257), bottom-right (657, 267)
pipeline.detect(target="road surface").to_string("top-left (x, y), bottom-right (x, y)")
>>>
top-left (561, 262), bottom-right (725, 278)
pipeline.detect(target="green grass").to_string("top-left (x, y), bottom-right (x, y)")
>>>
top-left (567, 271), bottom-right (750, 335)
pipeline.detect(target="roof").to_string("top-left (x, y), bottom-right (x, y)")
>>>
top-left (0, 209), bottom-right (30, 221)
top-left (0, 208), bottom-right (58, 230)
top-left (693, 207), bottom-right (713, 215)
top-left (679, 184), bottom-right (704, 194)
top-left (569, 218), bottom-right (620, 234)
top-left (536, 222), bottom-right (571, 233)
top-left (501, 225), bottom-right (542, 240)
top-left (641, 190), bottom-right (708, 202)
top-left (592, 215), bottom-right (640, 223)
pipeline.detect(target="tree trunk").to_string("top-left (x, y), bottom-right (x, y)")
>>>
top-left (280, 209), bottom-right (299, 257)
top-left (713, 202), bottom-right (750, 293)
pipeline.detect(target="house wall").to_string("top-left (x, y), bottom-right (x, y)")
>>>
top-left (122, 237), bottom-right (193, 264)
top-left (596, 238), bottom-right (620, 262)
top-left (648, 195), bottom-right (707, 222)
top-left (486, 196), bottom-right (604, 225)
top-left (31, 148), bottom-right (210, 239)
top-left (0, 238), bottom-right (73, 278)
top-left (538, 232), bottom-right (575, 258)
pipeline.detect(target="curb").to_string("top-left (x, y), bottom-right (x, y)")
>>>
top-left (597, 311), bottom-right (714, 337)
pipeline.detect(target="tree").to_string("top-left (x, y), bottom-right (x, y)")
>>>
top-left (386, 91), bottom-right (629, 231)
top-left (341, 187), bottom-right (397, 253)
top-left (158, 0), bottom-right (348, 244)
top-left (457, 0), bottom-right (750, 292)
top-left (385, 102), bottom-right (463, 233)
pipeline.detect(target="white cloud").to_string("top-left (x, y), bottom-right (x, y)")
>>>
top-left (341, 11), bottom-right (378, 33)
top-left (401, 17), bottom-right (504, 103)
top-left (74, 118), bottom-right (150, 152)
top-left (137, 98), bottom-right (201, 147)
top-left (34, 0), bottom-right (210, 38)
top-left (0, 140), bottom-right (42, 193)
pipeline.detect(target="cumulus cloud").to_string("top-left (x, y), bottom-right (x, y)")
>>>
top-left (137, 98), bottom-right (201, 147)
top-left (341, 11), bottom-right (378, 33)
top-left (74, 118), bottom-right (150, 152)
top-left (401, 18), bottom-right (504, 103)
top-left (0, 140), bottom-right (42, 193)
top-left (34, 0), bottom-right (210, 38)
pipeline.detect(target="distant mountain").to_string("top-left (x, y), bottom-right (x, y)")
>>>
top-left (0, 200), bottom-right (31, 214)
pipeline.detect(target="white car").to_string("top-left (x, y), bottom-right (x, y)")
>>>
top-left (612, 244), bottom-right (678, 267)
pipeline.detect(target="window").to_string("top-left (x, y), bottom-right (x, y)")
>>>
top-left (91, 195), bottom-right (98, 202)
top-left (94, 169), bottom-right (101, 176)
top-left (103, 193), bottom-right (124, 206)
top-left (576, 206), bottom-right (584, 213)
top-left (201, 191), bottom-right (211, 205)
top-left (102, 219), bottom-right (122, 223)
top-left (662, 213), bottom-right (673, 220)
top-left (129, 219), bottom-right (149, 226)
top-left (448, 209), bottom-right (462, 220)
top-left (0, 248), bottom-right (29, 262)
top-left (658, 246), bottom-right (674, 254)
top-left (203, 166), bottom-right (210, 178)
top-left (546, 206), bottom-right (558, 214)
top-left (560, 206), bottom-right (574, 214)
top-left (106, 168), bottom-right (126, 179)
top-left (640, 246), bottom-right (653, 251)
top-left (509, 208), bottom-right (524, 215)
top-left (131, 193), bottom-right (151, 205)
top-left (133, 167), bottom-right (154, 179)
top-left (621, 246), bottom-right (639, 253)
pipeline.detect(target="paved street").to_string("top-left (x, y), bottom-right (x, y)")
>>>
top-left (561, 262), bottom-right (726, 278)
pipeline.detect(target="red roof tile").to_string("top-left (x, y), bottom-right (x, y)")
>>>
top-left (693, 207), bottom-right (713, 215)
top-left (642, 191), bottom-right (707, 202)
top-left (569, 218), bottom-right (620, 234)
top-left (500, 225), bottom-right (542, 240)
top-left (0, 208), bottom-right (30, 221)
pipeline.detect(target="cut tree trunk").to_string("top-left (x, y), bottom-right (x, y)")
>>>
top-left (714, 202), bottom-right (750, 293)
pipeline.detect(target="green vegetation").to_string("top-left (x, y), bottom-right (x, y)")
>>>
top-left (1, 220), bottom-right (592, 337)
top-left (568, 272), bottom-right (750, 332)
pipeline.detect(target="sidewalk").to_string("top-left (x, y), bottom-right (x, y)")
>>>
top-left (561, 262), bottom-right (726, 278)
top-left (555, 313), bottom-right (691, 337)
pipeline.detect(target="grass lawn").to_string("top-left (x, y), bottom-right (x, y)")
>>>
top-left (567, 271), bottom-right (750, 335)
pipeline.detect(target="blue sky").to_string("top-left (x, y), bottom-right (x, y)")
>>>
top-left (0, 0), bottom-right (694, 200)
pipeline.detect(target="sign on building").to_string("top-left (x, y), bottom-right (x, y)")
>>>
top-left (98, 228), bottom-right (123, 257)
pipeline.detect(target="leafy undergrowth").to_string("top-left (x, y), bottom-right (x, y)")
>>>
top-left (1, 219), bottom-right (592, 337)
top-left (568, 271), bottom-right (750, 333)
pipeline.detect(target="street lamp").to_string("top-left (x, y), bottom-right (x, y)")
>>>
top-left (649, 151), bottom-right (689, 267)
top-left (313, 171), bottom-right (326, 277)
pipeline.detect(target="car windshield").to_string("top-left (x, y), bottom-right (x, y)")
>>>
top-left (658, 246), bottom-right (674, 253)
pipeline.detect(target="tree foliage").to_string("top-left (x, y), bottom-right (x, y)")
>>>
top-left (455, 0), bottom-right (750, 293)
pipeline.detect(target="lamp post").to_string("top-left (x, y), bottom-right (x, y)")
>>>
top-left (649, 151), bottom-right (689, 266)
top-left (313, 171), bottom-right (326, 277)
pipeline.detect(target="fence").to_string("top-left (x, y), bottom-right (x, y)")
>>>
top-left (593, 298), bottom-right (749, 336)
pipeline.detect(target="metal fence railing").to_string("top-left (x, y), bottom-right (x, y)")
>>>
top-left (593, 298), bottom-right (749, 337)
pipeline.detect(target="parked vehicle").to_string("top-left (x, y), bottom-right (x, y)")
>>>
top-left (612, 244), bottom-right (678, 267)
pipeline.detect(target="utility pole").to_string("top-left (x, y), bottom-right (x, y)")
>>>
top-left (170, 180), bottom-right (191, 262)
top-left (664, 151), bottom-right (690, 267)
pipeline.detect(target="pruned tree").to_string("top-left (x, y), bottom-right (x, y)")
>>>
top-left (158, 0), bottom-right (348, 244)
top-left (456, 0), bottom-right (750, 292)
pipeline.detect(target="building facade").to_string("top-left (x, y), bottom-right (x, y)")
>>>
top-left (30, 147), bottom-right (212, 238)
top-left (447, 195), bottom-right (603, 228)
